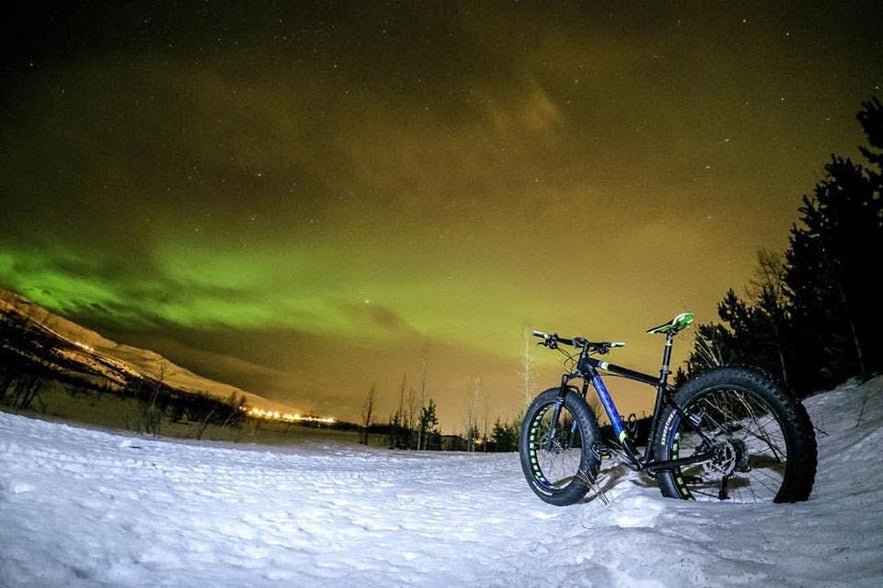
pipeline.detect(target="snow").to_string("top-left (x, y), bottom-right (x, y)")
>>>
top-left (0, 289), bottom-right (297, 416)
top-left (2, 376), bottom-right (882, 588)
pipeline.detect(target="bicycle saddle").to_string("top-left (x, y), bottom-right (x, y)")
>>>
top-left (646, 311), bottom-right (695, 335)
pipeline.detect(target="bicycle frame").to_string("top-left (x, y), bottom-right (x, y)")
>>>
top-left (549, 325), bottom-right (714, 473)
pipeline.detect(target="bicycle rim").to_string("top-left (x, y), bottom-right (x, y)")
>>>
top-left (667, 387), bottom-right (795, 502)
top-left (523, 402), bottom-right (595, 504)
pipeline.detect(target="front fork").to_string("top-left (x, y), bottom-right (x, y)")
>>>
top-left (542, 380), bottom-right (577, 452)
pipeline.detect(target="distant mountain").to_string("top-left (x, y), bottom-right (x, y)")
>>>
top-left (0, 288), bottom-right (297, 414)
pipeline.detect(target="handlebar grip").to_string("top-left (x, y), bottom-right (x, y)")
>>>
top-left (532, 330), bottom-right (547, 338)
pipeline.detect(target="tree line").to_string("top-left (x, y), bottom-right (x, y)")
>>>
top-left (357, 374), bottom-right (520, 452)
top-left (682, 96), bottom-right (883, 397)
top-left (0, 307), bottom-right (248, 438)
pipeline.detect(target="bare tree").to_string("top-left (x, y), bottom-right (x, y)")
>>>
top-left (521, 328), bottom-right (535, 413)
top-left (405, 380), bottom-right (417, 440)
top-left (195, 406), bottom-right (215, 440)
top-left (748, 249), bottom-right (792, 387)
top-left (464, 377), bottom-right (482, 452)
top-left (386, 373), bottom-right (412, 449)
top-left (136, 362), bottom-right (166, 437)
top-left (361, 383), bottom-right (376, 445)
top-left (416, 344), bottom-right (430, 450)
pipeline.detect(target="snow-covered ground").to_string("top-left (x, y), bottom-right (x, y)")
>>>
top-left (2, 376), bottom-right (882, 588)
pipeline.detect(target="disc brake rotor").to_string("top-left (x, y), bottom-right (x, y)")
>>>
top-left (704, 440), bottom-right (738, 476)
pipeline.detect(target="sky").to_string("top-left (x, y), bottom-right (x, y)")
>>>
top-left (1, 1), bottom-right (882, 433)
top-left (1, 375), bottom-right (881, 587)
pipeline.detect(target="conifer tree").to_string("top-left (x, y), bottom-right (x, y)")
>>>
top-left (688, 96), bottom-right (883, 395)
top-left (785, 96), bottom-right (883, 391)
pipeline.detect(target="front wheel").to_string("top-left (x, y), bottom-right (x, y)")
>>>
top-left (652, 366), bottom-right (817, 503)
top-left (519, 387), bottom-right (602, 506)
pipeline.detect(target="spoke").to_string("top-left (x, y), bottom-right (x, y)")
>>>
top-left (674, 389), bottom-right (788, 503)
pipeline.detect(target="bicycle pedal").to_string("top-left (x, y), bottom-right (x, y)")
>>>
top-left (609, 453), bottom-right (635, 469)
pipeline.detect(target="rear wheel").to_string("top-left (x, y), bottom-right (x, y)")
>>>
top-left (653, 366), bottom-right (817, 503)
top-left (519, 387), bottom-right (602, 506)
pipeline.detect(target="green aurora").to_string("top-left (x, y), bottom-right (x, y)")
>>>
top-left (2, 2), bottom-right (881, 431)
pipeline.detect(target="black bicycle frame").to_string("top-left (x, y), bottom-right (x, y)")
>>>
top-left (556, 330), bottom-right (714, 472)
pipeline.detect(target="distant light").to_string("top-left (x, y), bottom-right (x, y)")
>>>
top-left (246, 406), bottom-right (335, 424)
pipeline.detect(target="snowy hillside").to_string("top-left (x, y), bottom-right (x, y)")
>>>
top-left (0, 288), bottom-right (296, 414)
top-left (1, 374), bottom-right (881, 587)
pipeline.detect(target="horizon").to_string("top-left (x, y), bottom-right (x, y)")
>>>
top-left (2, 2), bottom-right (881, 433)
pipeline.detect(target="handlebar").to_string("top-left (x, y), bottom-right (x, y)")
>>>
top-left (532, 330), bottom-right (625, 355)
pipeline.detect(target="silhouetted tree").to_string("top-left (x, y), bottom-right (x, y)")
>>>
top-left (385, 410), bottom-right (410, 449)
top-left (686, 289), bottom-right (755, 374)
top-left (490, 419), bottom-right (519, 452)
top-left (689, 251), bottom-right (796, 385)
top-left (219, 392), bottom-right (246, 430)
top-left (785, 96), bottom-right (883, 391)
top-left (418, 398), bottom-right (440, 450)
top-left (386, 374), bottom-right (415, 449)
top-left (464, 376), bottom-right (482, 452)
top-left (689, 96), bottom-right (883, 396)
top-left (750, 250), bottom-right (793, 388)
top-left (360, 383), bottom-right (376, 445)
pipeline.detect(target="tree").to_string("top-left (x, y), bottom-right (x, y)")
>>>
top-left (220, 392), bottom-right (246, 430)
top-left (386, 410), bottom-right (408, 449)
top-left (418, 398), bottom-right (440, 450)
top-left (490, 419), bottom-right (519, 452)
top-left (749, 250), bottom-right (792, 388)
top-left (360, 383), bottom-right (376, 445)
top-left (689, 96), bottom-right (883, 396)
top-left (415, 345), bottom-right (430, 450)
top-left (785, 97), bottom-right (883, 391)
top-left (134, 362), bottom-right (168, 436)
top-left (464, 377), bottom-right (482, 452)
top-left (521, 329), bottom-right (535, 411)
top-left (858, 96), bottom-right (883, 169)
top-left (686, 289), bottom-right (755, 375)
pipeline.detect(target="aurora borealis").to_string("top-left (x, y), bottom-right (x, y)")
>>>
top-left (2, 1), bottom-right (881, 432)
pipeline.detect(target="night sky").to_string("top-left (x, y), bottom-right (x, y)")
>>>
top-left (2, 1), bottom-right (881, 433)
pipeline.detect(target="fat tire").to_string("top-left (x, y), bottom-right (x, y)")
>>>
top-left (652, 366), bottom-right (817, 503)
top-left (519, 387), bottom-right (602, 506)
